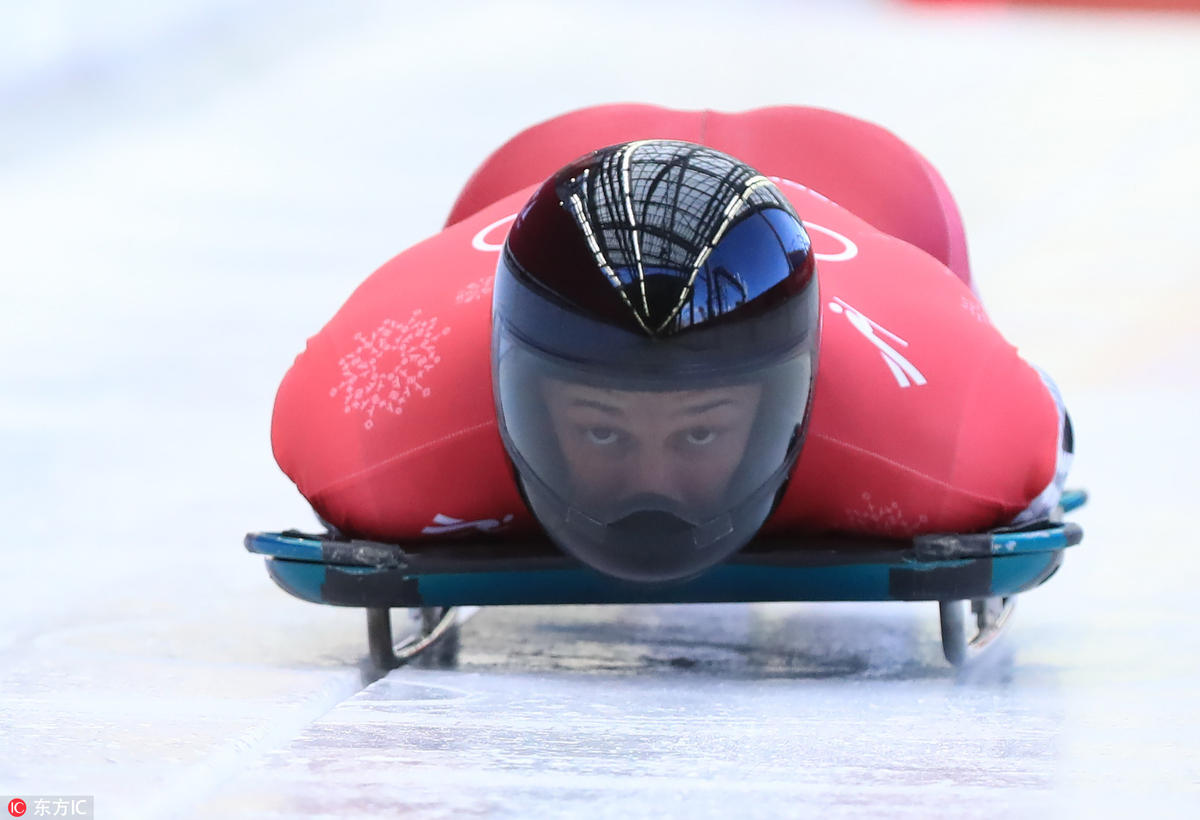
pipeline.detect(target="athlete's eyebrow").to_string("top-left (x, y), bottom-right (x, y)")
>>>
top-left (568, 398), bottom-right (624, 416)
top-left (679, 398), bottom-right (736, 415)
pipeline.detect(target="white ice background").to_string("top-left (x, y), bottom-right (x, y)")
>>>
top-left (1, 1), bottom-right (1199, 817)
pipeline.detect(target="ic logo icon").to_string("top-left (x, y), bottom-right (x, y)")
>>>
top-left (7, 799), bottom-right (26, 817)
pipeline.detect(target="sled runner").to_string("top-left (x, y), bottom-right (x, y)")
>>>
top-left (246, 490), bottom-right (1086, 669)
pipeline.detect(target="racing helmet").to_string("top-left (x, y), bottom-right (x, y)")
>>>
top-left (492, 140), bottom-right (819, 583)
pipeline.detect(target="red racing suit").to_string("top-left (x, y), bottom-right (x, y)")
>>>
top-left (271, 105), bottom-right (1071, 543)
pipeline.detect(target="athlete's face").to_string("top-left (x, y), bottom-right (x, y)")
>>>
top-left (542, 379), bottom-right (763, 511)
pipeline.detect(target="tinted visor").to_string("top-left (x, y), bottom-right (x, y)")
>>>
top-left (495, 324), bottom-right (813, 580)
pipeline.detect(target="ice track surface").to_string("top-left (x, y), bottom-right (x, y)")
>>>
top-left (1, 1), bottom-right (1198, 817)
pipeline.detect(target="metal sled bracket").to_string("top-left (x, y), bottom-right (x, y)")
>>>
top-left (938, 596), bottom-right (1017, 667)
top-left (366, 606), bottom-right (462, 669)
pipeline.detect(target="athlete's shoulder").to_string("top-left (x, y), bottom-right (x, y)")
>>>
top-left (773, 177), bottom-right (959, 293)
top-left (446, 105), bottom-right (705, 225)
top-left (272, 186), bottom-right (539, 530)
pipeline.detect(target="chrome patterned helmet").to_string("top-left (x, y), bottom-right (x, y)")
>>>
top-left (493, 140), bottom-right (819, 582)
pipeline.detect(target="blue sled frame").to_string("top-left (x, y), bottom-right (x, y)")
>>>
top-left (246, 490), bottom-right (1087, 669)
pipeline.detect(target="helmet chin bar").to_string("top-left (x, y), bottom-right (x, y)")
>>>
top-left (519, 455), bottom-right (792, 584)
top-left (565, 505), bottom-right (736, 550)
top-left (570, 491), bottom-right (720, 528)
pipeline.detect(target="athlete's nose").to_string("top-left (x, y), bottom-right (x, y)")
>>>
top-left (625, 447), bottom-right (684, 503)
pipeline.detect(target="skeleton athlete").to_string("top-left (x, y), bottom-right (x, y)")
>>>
top-left (271, 104), bottom-right (1072, 582)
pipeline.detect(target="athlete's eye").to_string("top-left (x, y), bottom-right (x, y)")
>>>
top-left (586, 427), bottom-right (620, 446)
top-left (686, 427), bottom-right (717, 446)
